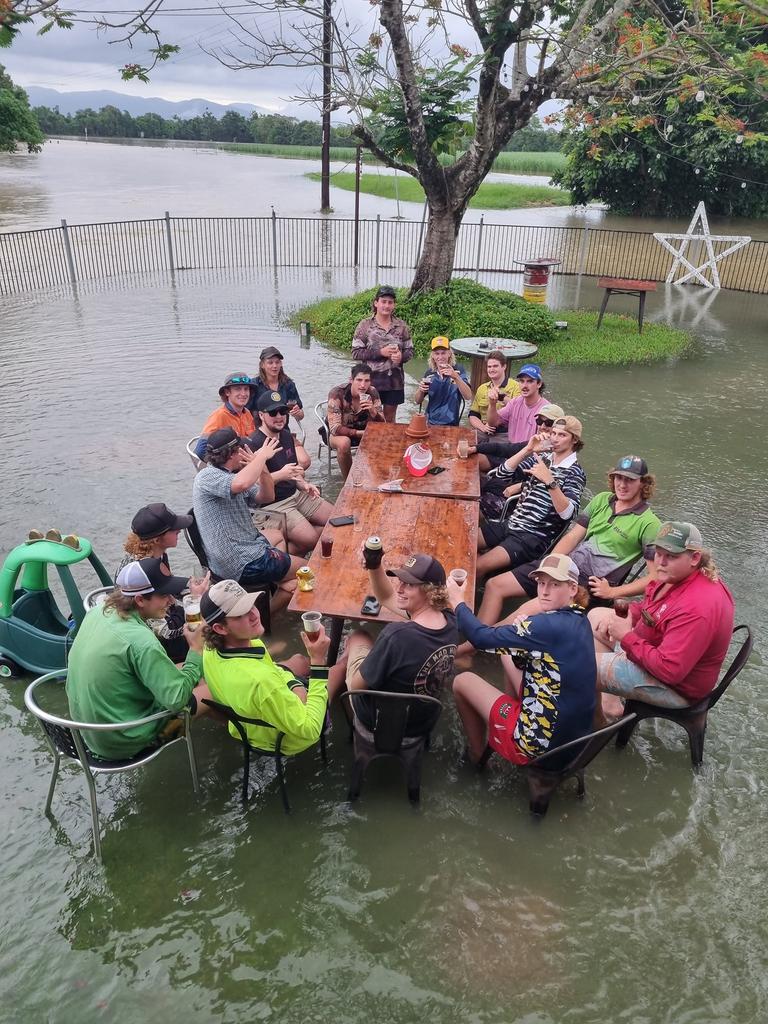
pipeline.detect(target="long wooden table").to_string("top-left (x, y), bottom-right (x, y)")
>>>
top-left (288, 487), bottom-right (479, 662)
top-left (351, 421), bottom-right (480, 501)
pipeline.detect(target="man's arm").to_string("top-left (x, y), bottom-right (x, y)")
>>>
top-left (351, 322), bottom-right (380, 362)
top-left (231, 439), bottom-right (280, 495)
top-left (130, 635), bottom-right (203, 711)
top-left (552, 523), bottom-right (588, 556)
top-left (399, 326), bottom-right (414, 364)
top-left (367, 565), bottom-right (405, 617)
top-left (453, 601), bottom-right (552, 655)
top-left (621, 605), bottom-right (718, 685)
top-left (327, 392), bottom-right (357, 438)
top-left (368, 390), bottom-right (386, 423)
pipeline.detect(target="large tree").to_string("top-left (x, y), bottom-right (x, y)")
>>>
top-left (0, 63), bottom-right (43, 152)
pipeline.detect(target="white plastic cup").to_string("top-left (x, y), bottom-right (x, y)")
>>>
top-left (301, 611), bottom-right (322, 641)
top-left (449, 569), bottom-right (468, 585)
top-left (457, 439), bottom-right (469, 460)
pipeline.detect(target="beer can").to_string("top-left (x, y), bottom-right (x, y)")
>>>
top-left (297, 566), bottom-right (315, 592)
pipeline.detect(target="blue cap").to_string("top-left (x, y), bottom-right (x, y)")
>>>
top-left (517, 363), bottom-right (542, 381)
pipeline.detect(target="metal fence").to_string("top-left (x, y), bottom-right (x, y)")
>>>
top-left (1, 211), bottom-right (767, 296)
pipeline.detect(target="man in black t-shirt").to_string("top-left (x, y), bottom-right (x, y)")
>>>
top-left (246, 391), bottom-right (334, 554)
top-left (336, 552), bottom-right (458, 735)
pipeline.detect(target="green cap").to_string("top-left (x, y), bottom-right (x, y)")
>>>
top-left (655, 521), bottom-right (703, 554)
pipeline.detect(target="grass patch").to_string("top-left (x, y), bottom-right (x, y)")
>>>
top-left (221, 143), bottom-right (564, 177)
top-left (290, 282), bottom-right (693, 366)
top-left (307, 171), bottom-right (570, 209)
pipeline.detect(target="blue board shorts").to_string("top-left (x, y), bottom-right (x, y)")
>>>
top-left (240, 546), bottom-right (292, 586)
top-left (597, 648), bottom-right (693, 709)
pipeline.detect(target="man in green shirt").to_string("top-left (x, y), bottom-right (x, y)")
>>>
top-left (201, 580), bottom-right (342, 754)
top-left (66, 557), bottom-right (210, 759)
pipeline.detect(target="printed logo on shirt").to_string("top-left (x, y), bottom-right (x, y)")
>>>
top-left (413, 643), bottom-right (456, 698)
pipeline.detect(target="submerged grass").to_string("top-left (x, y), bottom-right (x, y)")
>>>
top-left (533, 309), bottom-right (694, 365)
top-left (307, 171), bottom-right (570, 209)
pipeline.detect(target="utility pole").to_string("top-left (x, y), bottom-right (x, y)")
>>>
top-left (320, 0), bottom-right (332, 213)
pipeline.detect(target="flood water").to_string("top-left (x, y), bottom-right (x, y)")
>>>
top-left (0, 145), bottom-right (767, 1024)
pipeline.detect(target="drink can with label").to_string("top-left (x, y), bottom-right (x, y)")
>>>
top-left (297, 566), bottom-right (315, 592)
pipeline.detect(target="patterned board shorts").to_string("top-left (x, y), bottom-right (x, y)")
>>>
top-left (597, 650), bottom-right (693, 709)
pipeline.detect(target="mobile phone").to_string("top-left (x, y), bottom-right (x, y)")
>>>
top-left (427, 465), bottom-right (447, 475)
top-left (361, 595), bottom-right (381, 616)
top-left (329, 514), bottom-right (356, 527)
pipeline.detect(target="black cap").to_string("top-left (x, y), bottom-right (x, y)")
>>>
top-left (385, 553), bottom-right (446, 586)
top-left (131, 503), bottom-right (192, 541)
top-left (259, 346), bottom-right (284, 361)
top-left (256, 390), bottom-right (289, 413)
top-left (115, 556), bottom-right (189, 597)
top-left (206, 427), bottom-right (243, 456)
top-left (611, 455), bottom-right (649, 480)
top-left (375, 285), bottom-right (396, 299)
top-left (218, 373), bottom-right (254, 399)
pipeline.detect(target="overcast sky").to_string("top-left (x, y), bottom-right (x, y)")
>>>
top-left (2, 0), bottom-right (407, 110)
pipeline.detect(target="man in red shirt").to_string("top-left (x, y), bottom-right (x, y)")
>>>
top-left (589, 521), bottom-right (734, 719)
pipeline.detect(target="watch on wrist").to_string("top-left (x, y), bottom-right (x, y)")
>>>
top-left (545, 479), bottom-right (558, 490)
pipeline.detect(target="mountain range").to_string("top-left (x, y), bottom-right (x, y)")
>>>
top-left (24, 86), bottom-right (302, 120)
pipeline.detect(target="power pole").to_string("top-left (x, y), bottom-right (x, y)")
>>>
top-left (320, 0), bottom-right (332, 213)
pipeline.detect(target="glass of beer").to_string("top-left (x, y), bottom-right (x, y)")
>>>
top-left (183, 595), bottom-right (202, 629)
top-left (320, 534), bottom-right (334, 558)
top-left (301, 611), bottom-right (322, 641)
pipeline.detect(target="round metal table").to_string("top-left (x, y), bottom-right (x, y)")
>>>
top-left (451, 337), bottom-right (539, 394)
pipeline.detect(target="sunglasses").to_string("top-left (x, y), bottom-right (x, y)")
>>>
top-left (226, 376), bottom-right (252, 385)
top-left (266, 407), bottom-right (289, 416)
top-left (535, 417), bottom-right (554, 427)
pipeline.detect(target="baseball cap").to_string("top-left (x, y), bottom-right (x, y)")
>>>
top-left (553, 415), bottom-right (583, 439)
top-left (116, 557), bottom-right (188, 597)
top-left (386, 553), bottom-right (446, 586)
top-left (517, 363), bottom-right (542, 381)
top-left (200, 579), bottom-right (258, 624)
top-left (257, 390), bottom-right (288, 413)
top-left (259, 346), bottom-right (284, 361)
top-left (537, 403), bottom-right (564, 421)
top-left (206, 427), bottom-right (243, 456)
top-left (431, 336), bottom-right (451, 350)
top-left (219, 372), bottom-right (254, 399)
top-left (529, 554), bottom-right (579, 584)
top-left (611, 455), bottom-right (648, 479)
top-left (131, 503), bottom-right (192, 540)
top-left (375, 285), bottom-right (396, 299)
top-left (654, 521), bottom-right (703, 554)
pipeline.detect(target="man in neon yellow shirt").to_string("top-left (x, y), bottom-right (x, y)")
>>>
top-left (201, 580), bottom-right (342, 753)
top-left (467, 350), bottom-right (521, 435)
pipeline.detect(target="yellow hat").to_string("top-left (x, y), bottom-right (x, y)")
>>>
top-left (430, 336), bottom-right (450, 350)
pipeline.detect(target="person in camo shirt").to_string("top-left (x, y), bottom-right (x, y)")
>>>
top-left (351, 285), bottom-right (414, 423)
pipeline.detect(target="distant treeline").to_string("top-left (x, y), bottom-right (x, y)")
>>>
top-left (32, 104), bottom-right (561, 152)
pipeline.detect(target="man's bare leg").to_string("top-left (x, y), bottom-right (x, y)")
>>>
top-left (453, 672), bottom-right (502, 764)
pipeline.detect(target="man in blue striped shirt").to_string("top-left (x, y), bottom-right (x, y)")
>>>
top-left (476, 416), bottom-right (587, 579)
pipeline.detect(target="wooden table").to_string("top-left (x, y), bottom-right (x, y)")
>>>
top-left (597, 277), bottom-right (657, 335)
top-left (288, 488), bottom-right (479, 662)
top-left (352, 422), bottom-right (480, 501)
top-left (451, 337), bottom-right (538, 394)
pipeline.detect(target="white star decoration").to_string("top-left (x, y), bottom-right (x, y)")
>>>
top-left (653, 202), bottom-right (751, 289)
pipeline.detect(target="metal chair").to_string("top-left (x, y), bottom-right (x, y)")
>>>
top-left (186, 436), bottom-right (205, 472)
top-left (340, 690), bottom-right (443, 804)
top-left (479, 715), bottom-right (636, 817)
top-left (24, 670), bottom-right (199, 862)
top-left (202, 697), bottom-right (327, 812)
top-left (183, 509), bottom-right (272, 633)
top-left (83, 585), bottom-right (115, 609)
top-left (615, 624), bottom-right (753, 767)
top-left (314, 400), bottom-right (334, 470)
top-left (418, 392), bottom-right (466, 425)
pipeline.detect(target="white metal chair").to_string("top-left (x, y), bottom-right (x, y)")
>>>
top-left (313, 399), bottom-right (361, 472)
top-left (186, 436), bottom-right (205, 472)
top-left (24, 670), bottom-right (199, 861)
top-left (83, 585), bottom-right (114, 609)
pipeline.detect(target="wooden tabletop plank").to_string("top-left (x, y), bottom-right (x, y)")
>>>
top-left (597, 277), bottom-right (657, 291)
top-left (351, 422), bottom-right (480, 501)
top-left (288, 488), bottom-right (478, 623)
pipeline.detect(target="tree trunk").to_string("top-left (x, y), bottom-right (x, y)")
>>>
top-left (409, 205), bottom-right (463, 294)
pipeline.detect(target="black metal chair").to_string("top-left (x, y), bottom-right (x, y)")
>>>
top-left (340, 690), bottom-right (443, 804)
top-left (615, 624), bottom-right (753, 767)
top-left (24, 670), bottom-right (199, 862)
top-left (202, 697), bottom-right (327, 812)
top-left (479, 715), bottom-right (636, 817)
top-left (183, 508), bottom-right (272, 634)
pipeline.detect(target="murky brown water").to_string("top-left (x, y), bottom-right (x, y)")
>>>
top-left (0, 145), bottom-right (766, 1024)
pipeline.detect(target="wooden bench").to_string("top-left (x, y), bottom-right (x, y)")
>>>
top-left (597, 277), bottom-right (657, 334)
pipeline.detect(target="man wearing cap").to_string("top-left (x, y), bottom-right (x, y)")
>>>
top-left (193, 427), bottom-right (304, 606)
top-left (201, 581), bottom-right (346, 755)
top-left (470, 455), bottom-right (661, 631)
top-left (416, 337), bottom-right (472, 427)
top-left (474, 364), bottom-right (553, 472)
top-left (446, 555), bottom-right (596, 767)
top-left (589, 522), bottom-right (735, 718)
top-left (248, 346), bottom-right (305, 424)
top-left (247, 391), bottom-right (334, 553)
top-left (336, 550), bottom-right (458, 736)
top-left (115, 503), bottom-right (210, 662)
top-left (66, 557), bottom-right (212, 760)
top-left (326, 363), bottom-right (386, 480)
top-left (195, 373), bottom-right (257, 458)
top-left (352, 286), bottom-right (414, 423)
top-left (477, 415), bottom-right (587, 578)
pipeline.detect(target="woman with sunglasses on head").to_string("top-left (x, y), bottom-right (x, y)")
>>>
top-left (247, 346), bottom-right (305, 425)
top-left (195, 372), bottom-right (257, 459)
top-left (351, 285), bottom-right (414, 423)
top-left (457, 456), bottom-right (660, 659)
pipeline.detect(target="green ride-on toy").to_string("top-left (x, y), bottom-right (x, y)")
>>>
top-left (0, 529), bottom-right (112, 678)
